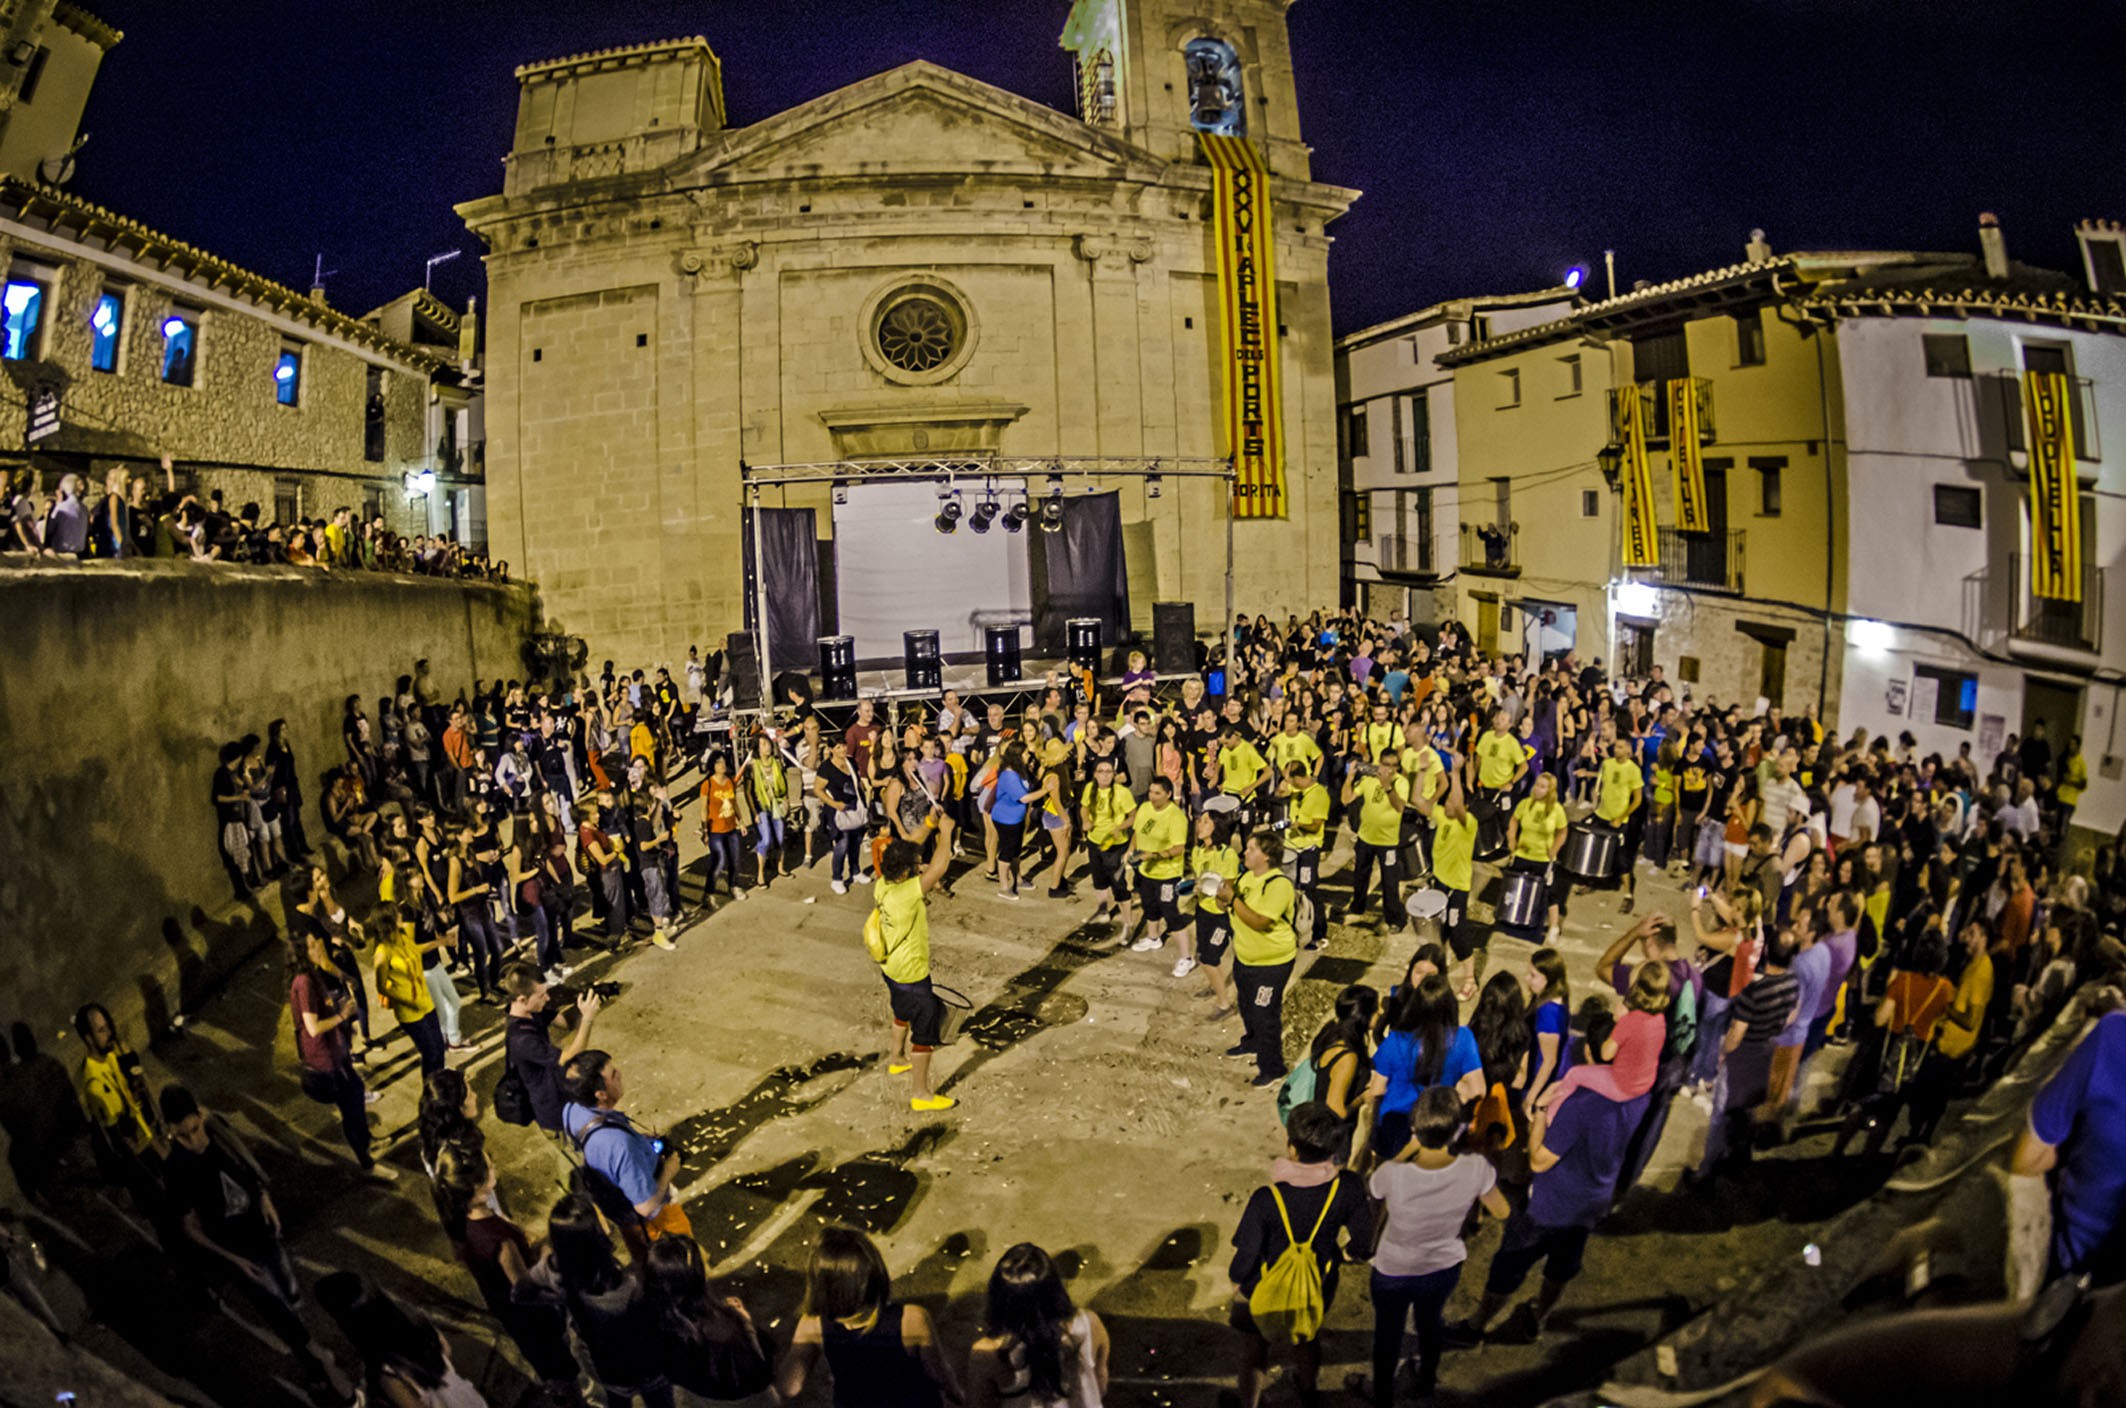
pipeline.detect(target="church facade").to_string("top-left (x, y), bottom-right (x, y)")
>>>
top-left (459, 1), bottom-right (1357, 666)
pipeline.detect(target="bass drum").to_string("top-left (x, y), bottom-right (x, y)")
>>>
top-left (1496, 870), bottom-right (1547, 931)
top-left (1474, 796), bottom-right (1511, 862)
top-left (1561, 821), bottom-right (1621, 882)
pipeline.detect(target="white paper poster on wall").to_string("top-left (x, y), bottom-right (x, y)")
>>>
top-left (1979, 713), bottom-right (2005, 758)
top-left (832, 481), bottom-right (1032, 661)
top-left (1884, 681), bottom-right (1906, 717)
top-left (1908, 673), bottom-right (1938, 729)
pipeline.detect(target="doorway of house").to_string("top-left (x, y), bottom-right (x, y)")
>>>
top-left (2022, 678), bottom-right (2083, 775)
top-left (1475, 597), bottom-right (1499, 656)
top-left (1617, 618), bottom-right (1655, 678)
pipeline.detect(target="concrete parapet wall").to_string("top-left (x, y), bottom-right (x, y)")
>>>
top-left (0, 559), bottom-right (538, 1041)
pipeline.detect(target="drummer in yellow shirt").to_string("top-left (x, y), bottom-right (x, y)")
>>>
top-left (1213, 724), bottom-right (1271, 825)
top-left (1506, 772), bottom-right (1571, 943)
top-left (1266, 712), bottom-right (1324, 782)
top-left (1473, 708), bottom-right (1527, 815)
top-left (1124, 776), bottom-right (1190, 952)
top-left (1592, 740), bottom-right (1645, 913)
top-left (1225, 830), bottom-right (1301, 1087)
top-left (1398, 723), bottom-right (1448, 879)
top-left (1360, 699), bottom-right (1402, 764)
top-left (1278, 760), bottom-right (1334, 948)
top-left (1186, 811), bottom-right (1242, 1004)
top-left (1340, 751), bottom-right (1410, 929)
top-left (1430, 763), bottom-right (1486, 999)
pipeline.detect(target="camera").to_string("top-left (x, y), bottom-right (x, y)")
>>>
top-left (589, 981), bottom-right (622, 1000)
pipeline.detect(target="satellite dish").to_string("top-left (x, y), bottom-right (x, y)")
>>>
top-left (37, 132), bottom-right (86, 186)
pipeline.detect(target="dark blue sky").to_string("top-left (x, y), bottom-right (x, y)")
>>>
top-left (74, 1), bottom-right (2126, 336)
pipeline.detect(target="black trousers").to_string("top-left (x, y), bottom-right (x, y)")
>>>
top-left (1350, 839), bottom-right (1407, 926)
top-left (1234, 959), bottom-right (1294, 1078)
top-left (1293, 845), bottom-right (1326, 940)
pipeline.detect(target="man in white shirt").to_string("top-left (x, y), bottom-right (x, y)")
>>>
top-left (2003, 778), bottom-right (2042, 839)
top-left (1848, 780), bottom-right (1881, 846)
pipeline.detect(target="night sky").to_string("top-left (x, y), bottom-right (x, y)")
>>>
top-left (70, 1), bottom-right (2126, 337)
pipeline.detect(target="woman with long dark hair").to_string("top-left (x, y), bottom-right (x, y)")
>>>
top-left (416, 1068), bottom-right (482, 1179)
top-left (316, 1270), bottom-right (485, 1407)
top-left (966, 1242), bottom-right (1109, 1407)
top-left (430, 1141), bottom-right (583, 1403)
top-left (1301, 983), bottom-right (1378, 1126)
top-left (1367, 975), bottom-right (1483, 1159)
top-left (643, 1233), bottom-right (772, 1399)
top-left (776, 1224), bottom-right (959, 1406)
top-left (1467, 971), bottom-right (1530, 1157)
top-left (446, 824), bottom-right (501, 1004)
top-left (547, 1192), bottom-right (673, 1407)
top-left (1521, 947), bottom-right (1574, 1107)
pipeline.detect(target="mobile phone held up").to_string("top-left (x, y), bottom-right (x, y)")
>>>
top-left (651, 1137), bottom-right (668, 1157)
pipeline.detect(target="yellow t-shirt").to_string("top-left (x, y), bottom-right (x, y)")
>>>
top-left (1595, 757), bottom-right (1642, 825)
top-left (1476, 731), bottom-right (1523, 788)
top-left (1232, 869), bottom-right (1298, 967)
top-left (1267, 731), bottom-right (1323, 776)
top-left (1355, 773), bottom-right (1411, 848)
top-left (1512, 798), bottom-right (1568, 862)
top-left (1362, 720), bottom-right (1401, 761)
top-left (373, 925), bottom-right (435, 1021)
top-left (1080, 782), bottom-right (1137, 848)
top-left (81, 1048), bottom-right (155, 1152)
top-left (1191, 842), bottom-right (1242, 916)
top-left (1131, 802), bottom-right (1188, 880)
top-left (1401, 745), bottom-right (1446, 807)
top-left (1936, 951), bottom-right (1991, 1059)
top-left (1218, 740), bottom-right (1269, 796)
top-left (1433, 812), bottom-right (1478, 893)
top-left (874, 876), bottom-right (931, 984)
top-left (1285, 782), bottom-right (1331, 848)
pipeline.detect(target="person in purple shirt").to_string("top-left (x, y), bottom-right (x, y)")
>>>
top-left (1767, 909), bottom-right (1827, 1121)
top-left (1804, 892), bottom-right (1862, 1058)
top-left (2013, 1003), bottom-right (2126, 1282)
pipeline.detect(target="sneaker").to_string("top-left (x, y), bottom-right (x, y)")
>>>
top-left (888, 1062), bottom-right (912, 1075)
top-left (910, 1094), bottom-right (958, 1112)
top-left (1130, 934), bottom-right (1163, 952)
top-left (997, 888), bottom-right (1020, 902)
top-left (542, 965), bottom-right (572, 984)
top-left (1250, 1070), bottom-right (1283, 1088)
top-left (830, 880), bottom-right (848, 895)
top-left (734, 887), bottom-right (749, 900)
top-left (1222, 1043), bottom-right (1252, 1059)
top-left (360, 1162), bottom-right (401, 1184)
top-left (854, 872), bottom-right (874, 886)
top-left (1207, 1003), bottom-right (1237, 1021)
top-left (1047, 886), bottom-right (1070, 899)
top-left (1304, 936), bottom-right (1328, 951)
top-left (651, 931), bottom-right (678, 951)
top-left (363, 1090), bottom-right (382, 1106)
top-left (1171, 955), bottom-right (1198, 979)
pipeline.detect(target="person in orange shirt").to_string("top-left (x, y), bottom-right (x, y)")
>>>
top-left (1996, 854), bottom-right (2036, 956)
top-left (697, 751), bottom-right (744, 901)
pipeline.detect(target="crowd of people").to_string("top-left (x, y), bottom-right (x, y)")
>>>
top-left (1, 463), bottom-right (504, 578)
top-left (5, 604), bottom-right (2125, 1407)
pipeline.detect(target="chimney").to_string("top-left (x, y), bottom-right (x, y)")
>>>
top-left (309, 282), bottom-right (328, 305)
top-left (1978, 212), bottom-right (2010, 279)
top-left (458, 294), bottom-right (479, 369)
top-left (1745, 228), bottom-right (1772, 264)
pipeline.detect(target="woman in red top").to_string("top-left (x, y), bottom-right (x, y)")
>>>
top-left (432, 1141), bottom-right (584, 1402)
top-left (698, 752), bottom-right (744, 902)
top-left (1833, 930), bottom-right (1956, 1157)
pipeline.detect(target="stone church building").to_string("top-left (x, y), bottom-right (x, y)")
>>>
top-left (460, 1), bottom-right (1357, 666)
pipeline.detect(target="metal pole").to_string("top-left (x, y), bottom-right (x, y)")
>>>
top-left (1223, 459), bottom-right (1236, 667)
top-left (752, 480), bottom-right (778, 710)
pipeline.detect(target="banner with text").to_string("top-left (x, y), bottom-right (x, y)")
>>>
top-left (1201, 132), bottom-right (1286, 519)
top-left (2024, 370), bottom-right (2083, 602)
top-left (1619, 382), bottom-right (1659, 566)
top-left (1668, 377), bottom-right (1709, 532)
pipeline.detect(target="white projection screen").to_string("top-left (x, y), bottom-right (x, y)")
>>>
top-left (832, 481), bottom-right (1032, 661)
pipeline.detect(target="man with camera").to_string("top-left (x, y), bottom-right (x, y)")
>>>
top-left (562, 1049), bottom-right (689, 1259)
top-left (501, 961), bottom-right (605, 1136)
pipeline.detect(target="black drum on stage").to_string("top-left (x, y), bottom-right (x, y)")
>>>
top-left (817, 635), bottom-right (857, 701)
top-left (1562, 821), bottom-right (1621, 882)
top-left (1066, 617), bottom-right (1103, 676)
top-left (985, 624), bottom-right (1023, 686)
top-left (1497, 870), bottom-right (1547, 931)
top-left (903, 630), bottom-right (942, 691)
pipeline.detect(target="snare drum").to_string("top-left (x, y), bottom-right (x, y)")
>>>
top-left (1474, 796), bottom-right (1511, 862)
top-left (1496, 870), bottom-right (1547, 931)
top-left (1408, 888), bottom-right (1449, 922)
top-left (1561, 821), bottom-right (1622, 882)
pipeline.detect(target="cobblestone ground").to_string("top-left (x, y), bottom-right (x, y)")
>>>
top-left (6, 783), bottom-right (1896, 1407)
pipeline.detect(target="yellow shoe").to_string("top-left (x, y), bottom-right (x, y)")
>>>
top-left (888, 1062), bottom-right (912, 1075)
top-left (910, 1094), bottom-right (958, 1112)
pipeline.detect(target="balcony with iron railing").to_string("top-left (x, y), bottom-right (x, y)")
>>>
top-left (1961, 557), bottom-right (2105, 659)
top-left (1371, 532), bottom-right (1438, 579)
top-left (1460, 521), bottom-right (1520, 577)
top-left (1632, 528), bottom-right (1745, 593)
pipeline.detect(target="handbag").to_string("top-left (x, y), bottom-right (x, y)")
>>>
top-left (492, 1052), bottom-right (536, 1127)
top-left (834, 805), bottom-right (867, 833)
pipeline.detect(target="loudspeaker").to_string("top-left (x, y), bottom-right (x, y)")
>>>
top-left (1066, 617), bottom-right (1103, 676)
top-left (726, 631), bottom-right (762, 710)
top-left (817, 635), bottom-right (857, 701)
top-left (985, 624), bottom-right (1024, 686)
top-left (903, 630), bottom-right (942, 691)
top-left (1152, 602), bottom-right (1197, 675)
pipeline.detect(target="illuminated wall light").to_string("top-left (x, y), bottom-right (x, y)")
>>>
top-left (1612, 581), bottom-right (1658, 617)
top-left (1564, 265), bottom-right (1588, 291)
top-left (1850, 618), bottom-right (1895, 653)
top-left (161, 315), bottom-right (188, 339)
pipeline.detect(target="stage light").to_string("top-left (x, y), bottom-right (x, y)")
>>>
top-left (969, 495), bottom-right (999, 533)
top-left (934, 499), bottom-right (962, 534)
top-left (1002, 499), bottom-right (1029, 532)
top-left (1564, 265), bottom-right (1588, 291)
top-left (831, 481), bottom-right (848, 505)
top-left (1039, 492), bottom-right (1065, 532)
top-left (1145, 473), bottom-right (1163, 499)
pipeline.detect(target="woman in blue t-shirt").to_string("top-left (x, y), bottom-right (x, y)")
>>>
top-left (1368, 975), bottom-right (1485, 1159)
top-left (1522, 947), bottom-right (1574, 1106)
top-left (987, 741), bottom-right (1032, 900)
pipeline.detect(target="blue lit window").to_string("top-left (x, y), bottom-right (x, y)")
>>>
top-left (161, 312), bottom-right (196, 386)
top-left (275, 347), bottom-right (302, 406)
top-left (2, 277), bottom-right (46, 360)
top-left (89, 290), bottom-right (122, 372)
top-left (1185, 37), bottom-right (1246, 136)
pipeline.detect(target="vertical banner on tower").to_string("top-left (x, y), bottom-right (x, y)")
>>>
top-left (1200, 132), bottom-right (1286, 519)
top-left (1668, 377), bottom-right (1709, 532)
top-left (2023, 370), bottom-right (2083, 602)
top-left (1618, 382), bottom-right (1660, 566)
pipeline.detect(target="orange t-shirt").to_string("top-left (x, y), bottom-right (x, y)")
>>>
top-left (701, 775), bottom-right (739, 834)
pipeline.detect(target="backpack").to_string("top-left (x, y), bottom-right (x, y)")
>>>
top-left (1248, 1182), bottom-right (1338, 1345)
top-left (863, 907), bottom-right (889, 964)
top-left (1276, 1057), bottom-right (1321, 1125)
top-left (492, 1049), bottom-right (535, 1127)
top-left (568, 1115), bottom-right (648, 1230)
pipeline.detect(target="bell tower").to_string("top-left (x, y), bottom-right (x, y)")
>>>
top-left (1060, 0), bottom-right (1313, 180)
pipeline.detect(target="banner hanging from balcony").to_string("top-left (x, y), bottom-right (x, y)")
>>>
top-left (1200, 132), bottom-right (1286, 519)
top-left (2024, 370), bottom-right (2083, 603)
top-left (1617, 382), bottom-right (1660, 566)
top-left (1668, 377), bottom-right (1710, 533)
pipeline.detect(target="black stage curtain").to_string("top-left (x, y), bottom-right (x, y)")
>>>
top-left (744, 505), bottom-right (820, 673)
top-left (1029, 491), bottom-right (1129, 654)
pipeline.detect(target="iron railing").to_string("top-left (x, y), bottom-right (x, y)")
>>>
top-left (1637, 528), bottom-right (1745, 592)
top-left (1459, 521), bottom-right (1519, 576)
top-left (2009, 555), bottom-right (2104, 651)
top-left (1374, 532), bottom-right (1435, 576)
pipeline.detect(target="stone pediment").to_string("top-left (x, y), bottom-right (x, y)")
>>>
top-left (683, 60), bottom-right (1159, 185)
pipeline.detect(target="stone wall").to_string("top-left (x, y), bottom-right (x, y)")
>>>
top-left (0, 560), bottom-right (539, 1040)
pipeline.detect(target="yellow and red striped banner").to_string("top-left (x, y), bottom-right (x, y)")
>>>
top-left (1669, 377), bottom-right (1710, 532)
top-left (2024, 370), bottom-right (2083, 602)
top-left (1200, 132), bottom-right (1286, 518)
top-left (1619, 382), bottom-right (1659, 566)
